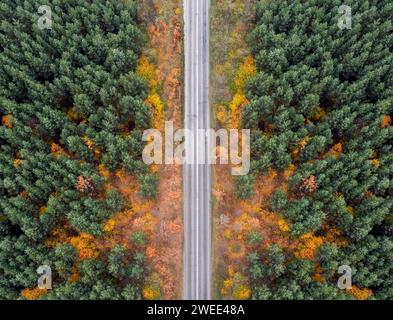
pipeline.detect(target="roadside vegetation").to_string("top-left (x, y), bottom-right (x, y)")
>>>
top-left (210, 0), bottom-right (257, 299)
top-left (138, 0), bottom-right (184, 300)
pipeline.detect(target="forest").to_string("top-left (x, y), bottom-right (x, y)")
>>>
top-left (0, 0), bottom-right (156, 299)
top-left (235, 0), bottom-right (393, 299)
top-left (2, 0), bottom-right (393, 302)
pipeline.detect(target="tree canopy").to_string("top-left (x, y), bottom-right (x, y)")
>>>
top-left (0, 0), bottom-right (152, 299)
top-left (242, 0), bottom-right (393, 300)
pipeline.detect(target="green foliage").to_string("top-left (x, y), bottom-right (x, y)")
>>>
top-left (44, 249), bottom-right (145, 300)
top-left (137, 173), bottom-right (158, 199)
top-left (246, 232), bottom-right (262, 246)
top-left (0, 0), bottom-right (151, 299)
top-left (270, 189), bottom-right (287, 212)
top-left (54, 244), bottom-right (77, 280)
top-left (245, 0), bottom-right (393, 300)
top-left (235, 174), bottom-right (256, 199)
top-left (132, 231), bottom-right (147, 246)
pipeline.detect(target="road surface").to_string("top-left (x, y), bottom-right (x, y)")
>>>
top-left (183, 0), bottom-right (211, 300)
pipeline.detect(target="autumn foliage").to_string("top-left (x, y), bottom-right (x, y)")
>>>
top-left (295, 233), bottom-right (324, 260)
top-left (299, 175), bottom-right (318, 194)
top-left (75, 176), bottom-right (94, 193)
top-left (1, 115), bottom-right (12, 128)
top-left (136, 0), bottom-right (184, 299)
top-left (137, 55), bottom-right (160, 94)
top-left (50, 143), bottom-right (67, 158)
top-left (348, 286), bottom-right (373, 300)
top-left (137, 56), bottom-right (165, 131)
top-left (145, 94), bottom-right (165, 131)
top-left (380, 115), bottom-right (392, 128)
top-left (21, 288), bottom-right (48, 301)
top-left (227, 56), bottom-right (256, 130)
top-left (70, 233), bottom-right (99, 260)
top-left (234, 55), bottom-right (256, 95)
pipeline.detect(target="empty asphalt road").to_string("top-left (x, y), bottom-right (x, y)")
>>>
top-left (183, 0), bottom-right (211, 300)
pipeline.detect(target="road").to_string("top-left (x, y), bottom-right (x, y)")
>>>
top-left (183, 0), bottom-right (211, 300)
